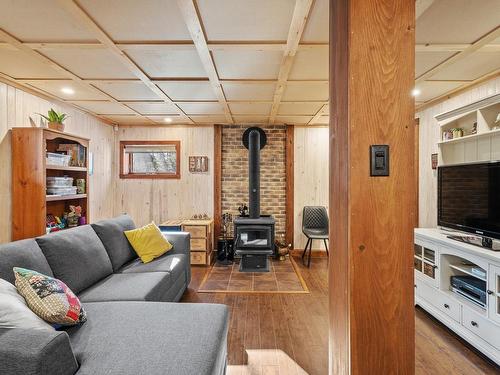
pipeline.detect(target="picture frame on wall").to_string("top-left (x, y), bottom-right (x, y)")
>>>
top-left (189, 156), bottom-right (209, 173)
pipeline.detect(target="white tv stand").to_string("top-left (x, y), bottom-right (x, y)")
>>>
top-left (415, 228), bottom-right (500, 365)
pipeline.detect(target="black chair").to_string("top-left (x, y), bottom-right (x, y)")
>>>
top-left (301, 206), bottom-right (329, 267)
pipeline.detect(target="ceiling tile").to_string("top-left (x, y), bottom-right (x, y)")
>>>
top-left (0, 0), bottom-right (97, 42)
top-left (289, 47), bottom-right (328, 80)
top-left (124, 47), bottom-right (207, 78)
top-left (414, 81), bottom-right (465, 102)
top-left (430, 51), bottom-right (500, 81)
top-left (70, 101), bottom-right (135, 115)
top-left (123, 102), bottom-right (179, 115)
top-left (27, 80), bottom-right (108, 100)
top-left (301, 0), bottom-right (329, 43)
top-left (316, 115), bottom-right (329, 125)
top-left (189, 115), bottom-right (229, 123)
top-left (40, 48), bottom-right (136, 79)
top-left (278, 102), bottom-right (323, 116)
top-left (0, 48), bottom-right (66, 79)
top-left (76, 0), bottom-right (191, 41)
top-left (103, 114), bottom-right (153, 125)
top-left (282, 81), bottom-right (328, 101)
top-left (147, 115), bottom-right (187, 124)
top-left (232, 115), bottom-right (269, 124)
top-left (155, 81), bottom-right (216, 101)
top-left (177, 102), bottom-right (224, 115)
top-left (274, 115), bottom-right (311, 125)
top-left (228, 102), bottom-right (272, 115)
top-left (223, 82), bottom-right (276, 101)
top-left (92, 81), bottom-right (159, 101)
top-left (416, 0), bottom-right (500, 44)
top-left (213, 50), bottom-right (282, 79)
top-left (197, 0), bottom-right (294, 41)
top-left (415, 51), bottom-right (456, 78)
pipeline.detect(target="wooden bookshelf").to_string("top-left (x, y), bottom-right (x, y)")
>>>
top-left (12, 128), bottom-right (90, 240)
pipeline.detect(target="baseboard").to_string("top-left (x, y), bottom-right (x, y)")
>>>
top-left (290, 249), bottom-right (328, 257)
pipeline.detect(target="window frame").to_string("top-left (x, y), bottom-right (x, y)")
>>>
top-left (119, 140), bottom-right (181, 179)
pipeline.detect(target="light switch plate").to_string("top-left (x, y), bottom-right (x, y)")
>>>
top-left (370, 145), bottom-right (389, 176)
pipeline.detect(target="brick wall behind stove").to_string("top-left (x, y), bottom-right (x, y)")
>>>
top-left (222, 125), bottom-right (286, 237)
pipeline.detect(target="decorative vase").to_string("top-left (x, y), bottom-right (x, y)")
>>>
top-left (48, 121), bottom-right (64, 132)
top-left (452, 128), bottom-right (463, 139)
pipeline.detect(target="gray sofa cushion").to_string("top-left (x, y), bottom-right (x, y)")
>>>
top-left (118, 253), bottom-right (188, 281)
top-left (0, 239), bottom-right (53, 284)
top-left (91, 215), bottom-right (137, 271)
top-left (36, 226), bottom-right (113, 294)
top-left (0, 328), bottom-right (78, 375)
top-left (78, 272), bottom-right (172, 302)
top-left (67, 302), bottom-right (229, 375)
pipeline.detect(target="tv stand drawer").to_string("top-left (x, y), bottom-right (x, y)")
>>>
top-left (462, 307), bottom-right (500, 351)
top-left (418, 281), bottom-right (461, 323)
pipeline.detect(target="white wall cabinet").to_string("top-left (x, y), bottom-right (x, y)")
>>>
top-left (415, 228), bottom-right (500, 365)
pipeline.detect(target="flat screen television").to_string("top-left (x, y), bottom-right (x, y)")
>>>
top-left (438, 162), bottom-right (500, 239)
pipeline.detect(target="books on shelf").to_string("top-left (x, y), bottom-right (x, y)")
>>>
top-left (57, 143), bottom-right (86, 167)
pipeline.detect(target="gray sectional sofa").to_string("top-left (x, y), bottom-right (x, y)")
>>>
top-left (0, 215), bottom-right (229, 375)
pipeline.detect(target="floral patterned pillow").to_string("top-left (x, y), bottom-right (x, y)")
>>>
top-left (14, 267), bottom-right (86, 326)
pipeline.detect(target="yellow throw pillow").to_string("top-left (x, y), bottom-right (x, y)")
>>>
top-left (124, 222), bottom-right (172, 263)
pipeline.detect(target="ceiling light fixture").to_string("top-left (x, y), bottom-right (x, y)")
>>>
top-left (61, 87), bottom-right (75, 95)
top-left (164, 118), bottom-right (173, 123)
top-left (411, 88), bottom-right (421, 97)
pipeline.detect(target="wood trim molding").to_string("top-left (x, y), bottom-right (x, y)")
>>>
top-left (213, 124), bottom-right (222, 240)
top-left (285, 125), bottom-right (294, 247)
top-left (269, 0), bottom-right (314, 123)
top-left (329, 0), bottom-right (415, 373)
top-left (176, 0), bottom-right (233, 124)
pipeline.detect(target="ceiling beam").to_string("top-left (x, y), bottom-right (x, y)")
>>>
top-left (269, 0), bottom-right (314, 124)
top-left (307, 103), bottom-right (329, 125)
top-left (55, 0), bottom-right (194, 124)
top-left (416, 26), bottom-right (500, 83)
top-left (415, 43), bottom-right (500, 52)
top-left (0, 28), bottom-right (149, 125)
top-left (176, 0), bottom-right (233, 124)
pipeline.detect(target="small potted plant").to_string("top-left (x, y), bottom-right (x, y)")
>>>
top-left (38, 108), bottom-right (68, 131)
top-left (451, 127), bottom-right (463, 139)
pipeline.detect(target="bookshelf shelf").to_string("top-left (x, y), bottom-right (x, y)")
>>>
top-left (46, 165), bottom-right (87, 172)
top-left (46, 194), bottom-right (87, 202)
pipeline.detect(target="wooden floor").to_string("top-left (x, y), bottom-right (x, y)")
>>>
top-left (181, 256), bottom-right (499, 374)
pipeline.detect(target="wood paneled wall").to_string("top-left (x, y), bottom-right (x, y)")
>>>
top-left (0, 81), bottom-right (115, 244)
top-left (417, 76), bottom-right (500, 228)
top-left (293, 126), bottom-right (329, 250)
top-left (114, 126), bottom-right (214, 226)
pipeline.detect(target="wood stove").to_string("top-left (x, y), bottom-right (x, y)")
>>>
top-left (234, 127), bottom-right (275, 272)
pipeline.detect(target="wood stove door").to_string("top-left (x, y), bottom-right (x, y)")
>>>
top-left (235, 225), bottom-right (272, 250)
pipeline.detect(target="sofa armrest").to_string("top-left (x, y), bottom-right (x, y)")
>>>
top-left (163, 231), bottom-right (191, 284)
top-left (163, 231), bottom-right (190, 257)
top-left (0, 328), bottom-right (78, 375)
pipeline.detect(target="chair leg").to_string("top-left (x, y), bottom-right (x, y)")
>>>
top-left (302, 238), bottom-right (310, 260)
top-left (307, 238), bottom-right (313, 267)
top-left (323, 239), bottom-right (329, 257)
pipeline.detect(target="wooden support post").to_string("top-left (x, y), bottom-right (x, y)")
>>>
top-left (285, 125), bottom-right (294, 247)
top-left (329, 0), bottom-right (416, 374)
top-left (213, 124), bottom-right (222, 241)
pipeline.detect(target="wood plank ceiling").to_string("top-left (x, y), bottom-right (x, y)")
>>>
top-left (0, 0), bottom-right (498, 126)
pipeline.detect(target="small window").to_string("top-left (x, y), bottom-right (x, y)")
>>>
top-left (120, 141), bottom-right (180, 179)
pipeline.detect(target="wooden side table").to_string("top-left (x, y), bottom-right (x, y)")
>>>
top-left (160, 219), bottom-right (214, 266)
